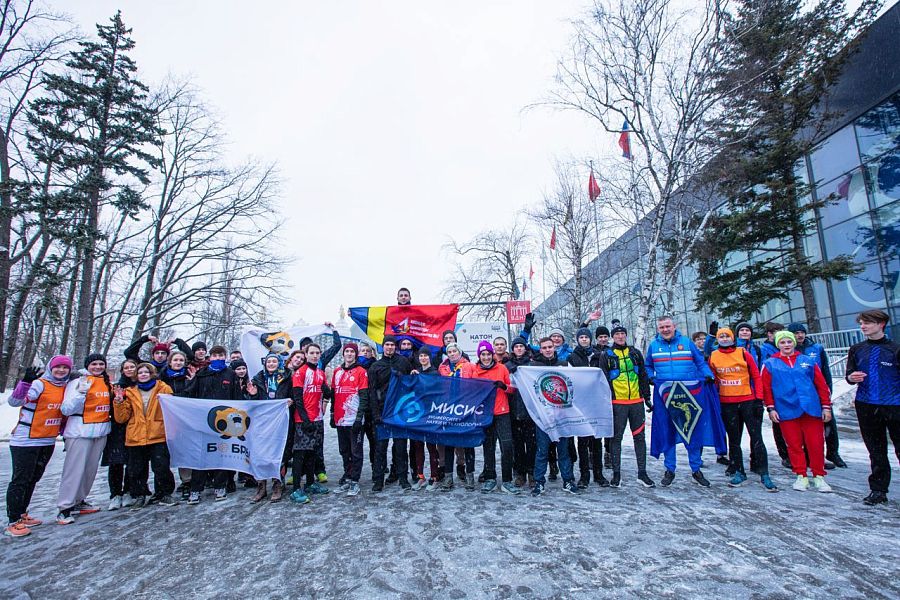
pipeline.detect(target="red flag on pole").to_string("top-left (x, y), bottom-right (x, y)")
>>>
top-left (588, 170), bottom-right (601, 202)
top-left (549, 225), bottom-right (557, 250)
top-left (529, 262), bottom-right (534, 280)
top-left (619, 121), bottom-right (633, 160)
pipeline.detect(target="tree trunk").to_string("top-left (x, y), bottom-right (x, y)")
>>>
top-left (59, 255), bottom-right (81, 356)
top-left (72, 185), bottom-right (101, 366)
top-left (0, 125), bottom-right (13, 373)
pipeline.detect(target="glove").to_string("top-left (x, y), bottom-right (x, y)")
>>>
top-left (329, 415), bottom-right (336, 429)
top-left (708, 321), bottom-right (719, 335)
top-left (524, 312), bottom-right (535, 330)
top-left (352, 417), bottom-right (364, 434)
top-left (644, 399), bottom-right (653, 412)
top-left (705, 376), bottom-right (715, 384)
top-left (23, 366), bottom-right (42, 383)
top-left (493, 380), bottom-right (508, 390)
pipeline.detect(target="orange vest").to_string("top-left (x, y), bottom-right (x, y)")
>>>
top-left (709, 348), bottom-right (752, 398)
top-left (82, 376), bottom-right (111, 424)
top-left (23, 379), bottom-right (65, 438)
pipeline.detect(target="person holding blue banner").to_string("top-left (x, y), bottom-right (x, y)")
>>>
top-left (506, 337), bottom-right (536, 488)
top-left (438, 343), bottom-right (477, 490)
top-left (646, 316), bottom-right (726, 488)
top-left (471, 341), bottom-right (519, 495)
top-left (367, 335), bottom-right (413, 492)
top-left (530, 338), bottom-right (579, 496)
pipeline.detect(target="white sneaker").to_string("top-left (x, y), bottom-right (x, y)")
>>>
top-left (425, 479), bottom-right (439, 492)
top-left (812, 476), bottom-right (832, 493)
top-left (55, 512), bottom-right (74, 525)
top-left (792, 475), bottom-right (809, 491)
top-left (107, 496), bottom-right (122, 511)
top-left (120, 493), bottom-right (135, 507)
top-left (347, 482), bottom-right (360, 496)
top-left (214, 488), bottom-right (227, 501)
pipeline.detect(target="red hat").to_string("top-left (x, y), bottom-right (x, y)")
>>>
top-left (152, 343), bottom-right (170, 353)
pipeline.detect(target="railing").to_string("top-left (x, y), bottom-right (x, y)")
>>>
top-left (810, 329), bottom-right (863, 379)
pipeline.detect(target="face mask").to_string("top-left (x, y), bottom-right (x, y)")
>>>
top-left (209, 359), bottom-right (227, 371)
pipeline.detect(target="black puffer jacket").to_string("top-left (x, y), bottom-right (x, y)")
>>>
top-left (182, 366), bottom-right (242, 400)
top-left (567, 344), bottom-right (596, 368)
top-left (505, 353), bottom-right (532, 420)
top-left (367, 352), bottom-right (412, 423)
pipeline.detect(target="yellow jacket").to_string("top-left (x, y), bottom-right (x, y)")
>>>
top-left (113, 381), bottom-right (172, 447)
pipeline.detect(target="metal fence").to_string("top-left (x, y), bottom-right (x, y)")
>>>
top-left (808, 329), bottom-right (864, 379)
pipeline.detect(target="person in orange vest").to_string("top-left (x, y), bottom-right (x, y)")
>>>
top-left (113, 363), bottom-right (178, 508)
top-left (4, 356), bottom-right (72, 537)
top-left (709, 329), bottom-right (777, 491)
top-left (55, 353), bottom-right (113, 525)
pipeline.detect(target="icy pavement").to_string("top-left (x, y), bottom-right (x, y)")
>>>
top-left (1, 414), bottom-right (898, 600)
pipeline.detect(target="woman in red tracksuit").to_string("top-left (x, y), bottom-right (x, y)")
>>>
top-left (470, 340), bottom-right (520, 495)
top-left (761, 331), bottom-right (833, 493)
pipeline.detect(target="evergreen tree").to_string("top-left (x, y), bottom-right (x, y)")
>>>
top-left (28, 11), bottom-right (161, 364)
top-left (692, 0), bottom-right (879, 331)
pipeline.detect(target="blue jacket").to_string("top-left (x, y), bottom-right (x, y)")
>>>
top-left (764, 354), bottom-right (824, 420)
top-left (521, 328), bottom-right (572, 362)
top-left (760, 340), bottom-right (779, 362)
top-left (846, 337), bottom-right (900, 406)
top-left (645, 331), bottom-right (713, 383)
top-left (797, 339), bottom-right (832, 391)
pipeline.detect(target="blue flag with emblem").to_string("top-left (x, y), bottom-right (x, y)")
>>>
top-left (377, 373), bottom-right (496, 447)
top-left (649, 380), bottom-right (727, 457)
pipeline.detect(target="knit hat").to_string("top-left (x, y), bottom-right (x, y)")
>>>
top-left (576, 327), bottom-right (592, 340)
top-left (261, 352), bottom-right (283, 368)
top-left (83, 353), bottom-right (107, 368)
top-left (49, 355), bottom-right (73, 370)
top-left (511, 336), bottom-right (528, 349)
top-left (442, 329), bottom-right (457, 342)
top-left (382, 335), bottom-right (398, 345)
top-left (595, 326), bottom-right (610, 338)
top-left (298, 337), bottom-right (314, 348)
top-left (152, 343), bottom-right (170, 353)
top-left (208, 345), bottom-right (227, 356)
top-left (445, 342), bottom-right (461, 354)
top-left (787, 322), bottom-right (807, 334)
top-left (191, 341), bottom-right (207, 352)
top-left (716, 328), bottom-right (734, 340)
top-left (611, 326), bottom-right (627, 335)
top-left (477, 340), bottom-right (494, 356)
top-left (417, 346), bottom-right (432, 357)
top-left (230, 359), bottom-right (247, 371)
top-left (548, 328), bottom-right (565, 339)
top-left (735, 322), bottom-right (753, 335)
top-left (342, 342), bottom-right (359, 355)
top-left (774, 331), bottom-right (796, 346)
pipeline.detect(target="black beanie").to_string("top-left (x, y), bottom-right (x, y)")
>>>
top-left (230, 359), bottom-right (247, 371)
top-left (595, 326), bottom-right (610, 337)
top-left (84, 353), bottom-right (107, 369)
top-left (511, 336), bottom-right (528, 348)
top-left (191, 341), bottom-right (207, 352)
top-left (383, 335), bottom-right (398, 345)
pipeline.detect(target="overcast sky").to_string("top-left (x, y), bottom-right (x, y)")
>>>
top-left (64, 2), bottom-right (635, 325)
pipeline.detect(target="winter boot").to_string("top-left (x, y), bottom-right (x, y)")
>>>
top-left (660, 470), bottom-right (675, 487)
top-left (863, 491), bottom-right (887, 506)
top-left (252, 481), bottom-right (267, 503)
top-left (270, 481), bottom-right (284, 502)
top-left (691, 471), bottom-right (711, 488)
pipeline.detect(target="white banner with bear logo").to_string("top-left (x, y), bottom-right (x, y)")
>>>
top-left (240, 324), bottom-right (333, 374)
top-left (158, 395), bottom-right (289, 480)
top-left (511, 366), bottom-right (614, 442)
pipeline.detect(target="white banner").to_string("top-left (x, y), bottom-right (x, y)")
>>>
top-left (240, 324), bottom-right (332, 373)
top-left (455, 322), bottom-right (507, 356)
top-left (158, 395), bottom-right (289, 480)
top-left (511, 366), bottom-right (613, 441)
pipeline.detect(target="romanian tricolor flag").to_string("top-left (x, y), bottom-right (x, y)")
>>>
top-left (349, 304), bottom-right (459, 348)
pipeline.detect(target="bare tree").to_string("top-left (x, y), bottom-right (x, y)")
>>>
top-left (529, 160), bottom-right (600, 330)
top-left (549, 0), bottom-right (724, 347)
top-left (443, 219), bottom-right (532, 321)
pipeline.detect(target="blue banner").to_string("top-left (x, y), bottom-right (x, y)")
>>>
top-left (649, 380), bottom-right (727, 457)
top-left (377, 373), bottom-right (496, 447)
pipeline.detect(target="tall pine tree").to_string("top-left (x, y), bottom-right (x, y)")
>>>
top-left (29, 11), bottom-right (161, 364)
top-left (693, 0), bottom-right (879, 331)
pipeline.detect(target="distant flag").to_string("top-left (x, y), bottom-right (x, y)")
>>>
top-left (529, 262), bottom-right (534, 281)
top-left (549, 225), bottom-right (557, 250)
top-left (837, 174), bottom-right (852, 198)
top-left (588, 170), bottom-right (601, 202)
top-left (619, 120), bottom-right (633, 160)
top-left (521, 278), bottom-right (528, 293)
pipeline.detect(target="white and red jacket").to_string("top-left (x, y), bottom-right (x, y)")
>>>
top-left (331, 363), bottom-right (368, 426)
top-left (292, 364), bottom-right (326, 423)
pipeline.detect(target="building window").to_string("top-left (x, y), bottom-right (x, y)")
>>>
top-left (855, 94), bottom-right (900, 162)
top-left (821, 213), bottom-right (878, 263)
top-left (864, 146), bottom-right (900, 208)
top-left (830, 260), bottom-right (889, 316)
top-left (809, 126), bottom-right (862, 186)
top-left (816, 168), bottom-right (868, 229)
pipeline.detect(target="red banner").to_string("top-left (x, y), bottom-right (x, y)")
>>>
top-left (505, 301), bottom-right (531, 324)
top-left (383, 304), bottom-right (459, 346)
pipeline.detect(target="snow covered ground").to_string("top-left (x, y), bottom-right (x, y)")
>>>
top-left (1, 392), bottom-right (898, 600)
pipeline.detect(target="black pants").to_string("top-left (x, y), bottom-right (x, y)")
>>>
top-left (6, 445), bottom-right (55, 522)
top-left (315, 437), bottom-right (326, 475)
top-left (292, 449), bottom-right (317, 491)
top-left (337, 426), bottom-right (365, 482)
top-left (374, 437), bottom-right (409, 481)
top-left (443, 445), bottom-right (476, 475)
top-left (512, 417), bottom-right (536, 479)
top-left (577, 436), bottom-right (603, 482)
top-left (483, 413), bottom-right (514, 482)
top-left (856, 402), bottom-right (900, 493)
top-left (609, 402), bottom-right (648, 474)
top-left (824, 413), bottom-right (841, 458)
top-left (190, 469), bottom-right (229, 493)
top-left (107, 462), bottom-right (136, 498)
top-left (720, 400), bottom-right (769, 476)
top-left (364, 420), bottom-right (377, 470)
top-left (771, 421), bottom-right (789, 460)
top-left (129, 442), bottom-right (176, 498)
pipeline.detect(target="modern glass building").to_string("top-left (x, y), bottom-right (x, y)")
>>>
top-left (533, 4), bottom-right (900, 341)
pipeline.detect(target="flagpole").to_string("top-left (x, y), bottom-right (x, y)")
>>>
top-left (590, 161), bottom-right (602, 261)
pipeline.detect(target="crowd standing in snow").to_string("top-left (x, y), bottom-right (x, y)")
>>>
top-left (4, 287), bottom-right (898, 539)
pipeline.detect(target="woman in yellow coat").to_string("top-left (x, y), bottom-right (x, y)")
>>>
top-left (113, 363), bottom-right (177, 508)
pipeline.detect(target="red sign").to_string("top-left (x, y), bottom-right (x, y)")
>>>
top-left (505, 301), bottom-right (531, 324)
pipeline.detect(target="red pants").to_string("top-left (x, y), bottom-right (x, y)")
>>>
top-left (780, 414), bottom-right (826, 477)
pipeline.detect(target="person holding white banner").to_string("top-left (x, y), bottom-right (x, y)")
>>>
top-left (528, 338), bottom-right (579, 497)
top-left (113, 364), bottom-right (177, 509)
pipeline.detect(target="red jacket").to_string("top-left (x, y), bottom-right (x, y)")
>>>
top-left (470, 360), bottom-right (513, 416)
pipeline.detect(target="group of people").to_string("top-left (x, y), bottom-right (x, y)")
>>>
top-left (4, 285), bottom-right (898, 539)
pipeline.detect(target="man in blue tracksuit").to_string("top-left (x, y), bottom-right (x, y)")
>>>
top-left (787, 323), bottom-right (846, 468)
top-left (846, 309), bottom-right (900, 506)
top-left (646, 316), bottom-right (725, 487)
